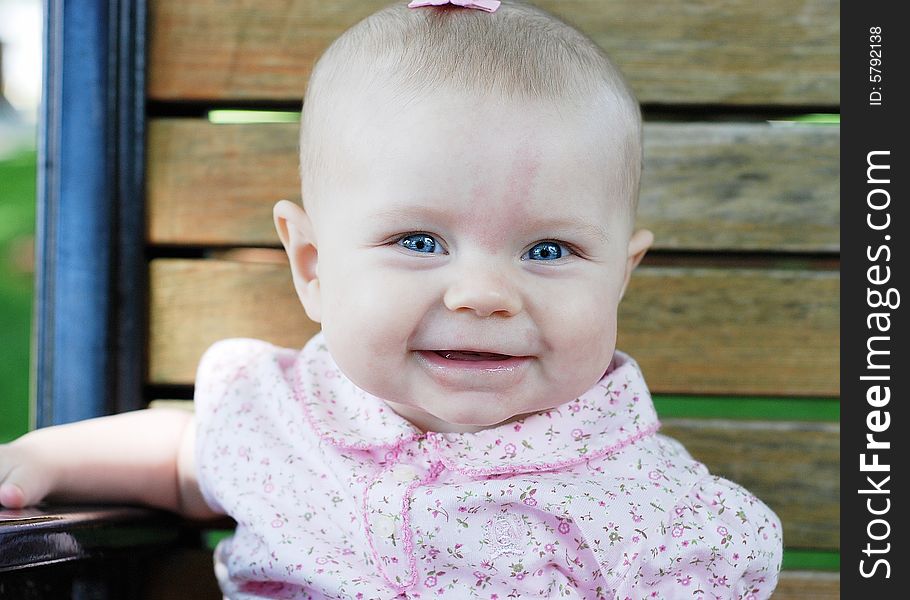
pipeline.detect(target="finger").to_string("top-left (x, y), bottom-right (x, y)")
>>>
top-left (0, 481), bottom-right (26, 509)
top-left (0, 466), bottom-right (47, 509)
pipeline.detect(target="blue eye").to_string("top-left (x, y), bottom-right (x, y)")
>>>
top-left (398, 233), bottom-right (442, 254)
top-left (525, 241), bottom-right (568, 261)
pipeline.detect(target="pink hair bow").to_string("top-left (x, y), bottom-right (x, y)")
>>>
top-left (408, 0), bottom-right (501, 13)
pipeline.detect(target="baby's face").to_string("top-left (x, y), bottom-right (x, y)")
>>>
top-left (279, 91), bottom-right (650, 433)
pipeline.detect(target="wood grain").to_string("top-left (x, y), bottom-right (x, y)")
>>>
top-left (146, 121), bottom-right (300, 246)
top-left (148, 0), bottom-right (839, 106)
top-left (619, 266), bottom-right (839, 397)
top-left (639, 123), bottom-right (839, 252)
top-left (148, 258), bottom-right (321, 386)
top-left (149, 259), bottom-right (838, 397)
top-left (774, 571), bottom-right (839, 599)
top-left (662, 419), bottom-right (839, 550)
top-left (147, 119), bottom-right (839, 252)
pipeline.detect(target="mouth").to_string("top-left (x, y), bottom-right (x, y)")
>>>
top-left (415, 350), bottom-right (532, 382)
top-left (432, 350), bottom-right (515, 362)
top-left (414, 348), bottom-right (535, 392)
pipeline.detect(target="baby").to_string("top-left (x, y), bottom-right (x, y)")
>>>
top-left (0, 1), bottom-right (782, 598)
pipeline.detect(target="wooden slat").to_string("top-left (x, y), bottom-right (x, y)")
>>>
top-left (148, 0), bottom-right (839, 106)
top-left (142, 548), bottom-right (224, 599)
top-left (148, 258), bottom-right (321, 385)
top-left (662, 419), bottom-right (838, 550)
top-left (639, 123), bottom-right (839, 252)
top-left (149, 259), bottom-right (838, 397)
top-left (146, 121), bottom-right (300, 246)
top-left (774, 571), bottom-right (839, 599)
top-left (620, 267), bottom-right (839, 397)
top-left (147, 120), bottom-right (839, 252)
top-left (147, 120), bottom-right (294, 246)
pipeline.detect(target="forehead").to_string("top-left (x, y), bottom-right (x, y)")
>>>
top-left (320, 90), bottom-right (632, 232)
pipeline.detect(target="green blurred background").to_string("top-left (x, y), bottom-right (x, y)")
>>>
top-left (1, 0), bottom-right (41, 443)
top-left (0, 147), bottom-right (34, 443)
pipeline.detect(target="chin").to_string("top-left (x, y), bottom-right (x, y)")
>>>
top-left (434, 413), bottom-right (499, 432)
top-left (407, 403), bottom-right (488, 431)
top-left (430, 405), bottom-right (526, 433)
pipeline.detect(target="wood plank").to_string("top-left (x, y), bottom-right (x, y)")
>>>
top-left (662, 419), bottom-right (839, 550)
top-left (141, 548), bottom-right (224, 600)
top-left (620, 267), bottom-right (839, 397)
top-left (148, 0), bottom-right (839, 106)
top-left (146, 120), bottom-right (298, 246)
top-left (774, 571), bottom-right (839, 599)
top-left (149, 259), bottom-right (838, 397)
top-left (639, 123), bottom-right (839, 252)
top-left (148, 258), bottom-right (320, 385)
top-left (147, 120), bottom-right (839, 252)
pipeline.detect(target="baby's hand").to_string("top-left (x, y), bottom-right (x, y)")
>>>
top-left (0, 410), bottom-right (214, 518)
top-left (0, 433), bottom-right (59, 509)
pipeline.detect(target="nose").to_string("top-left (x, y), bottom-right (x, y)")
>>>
top-left (443, 265), bottom-right (523, 318)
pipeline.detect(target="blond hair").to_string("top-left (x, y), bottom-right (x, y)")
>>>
top-left (300, 0), bottom-right (641, 218)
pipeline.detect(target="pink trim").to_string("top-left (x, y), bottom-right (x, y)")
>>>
top-left (360, 460), bottom-right (401, 591)
top-left (437, 422), bottom-right (662, 477)
top-left (361, 456), bottom-right (447, 594)
top-left (360, 463), bottom-right (395, 592)
top-left (398, 461), bottom-right (446, 590)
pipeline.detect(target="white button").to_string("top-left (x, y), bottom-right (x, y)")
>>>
top-left (373, 515), bottom-right (396, 537)
top-left (393, 465), bottom-right (420, 482)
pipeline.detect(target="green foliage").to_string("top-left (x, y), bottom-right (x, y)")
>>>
top-left (653, 396), bottom-right (839, 422)
top-left (0, 149), bottom-right (36, 442)
top-left (782, 549), bottom-right (840, 571)
top-left (788, 113), bottom-right (840, 125)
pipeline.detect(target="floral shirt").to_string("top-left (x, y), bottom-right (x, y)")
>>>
top-left (195, 333), bottom-right (782, 600)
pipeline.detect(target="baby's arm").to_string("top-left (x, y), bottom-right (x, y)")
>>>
top-left (0, 409), bottom-right (222, 520)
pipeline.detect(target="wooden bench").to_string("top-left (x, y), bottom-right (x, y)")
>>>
top-left (23, 0), bottom-right (839, 597)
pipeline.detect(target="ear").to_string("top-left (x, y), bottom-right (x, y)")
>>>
top-left (273, 200), bottom-right (322, 323)
top-left (619, 228), bottom-right (653, 301)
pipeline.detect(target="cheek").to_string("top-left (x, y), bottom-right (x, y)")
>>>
top-left (540, 279), bottom-right (620, 363)
top-left (558, 307), bottom-right (618, 356)
top-left (318, 255), bottom-right (431, 352)
top-left (318, 264), bottom-right (410, 398)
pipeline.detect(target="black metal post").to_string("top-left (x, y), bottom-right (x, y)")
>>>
top-left (35, 0), bottom-right (146, 427)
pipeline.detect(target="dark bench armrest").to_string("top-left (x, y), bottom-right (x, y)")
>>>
top-left (0, 505), bottom-right (186, 573)
top-left (0, 505), bottom-right (233, 597)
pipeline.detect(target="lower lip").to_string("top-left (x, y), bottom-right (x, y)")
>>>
top-left (417, 350), bottom-right (530, 372)
top-left (415, 351), bottom-right (532, 385)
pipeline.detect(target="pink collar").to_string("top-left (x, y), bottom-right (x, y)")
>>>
top-left (293, 333), bottom-right (661, 473)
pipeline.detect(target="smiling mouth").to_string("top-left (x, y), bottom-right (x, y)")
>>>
top-left (434, 350), bottom-right (514, 361)
top-left (416, 350), bottom-right (530, 383)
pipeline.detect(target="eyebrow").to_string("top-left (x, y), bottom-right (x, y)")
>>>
top-left (368, 204), bottom-right (610, 243)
